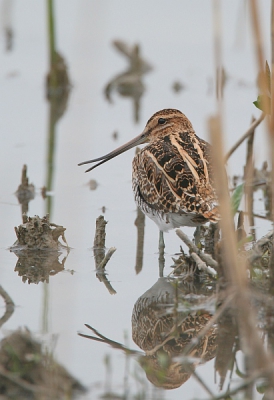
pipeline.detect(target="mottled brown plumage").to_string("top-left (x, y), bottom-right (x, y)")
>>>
top-left (132, 278), bottom-right (218, 389)
top-left (78, 108), bottom-right (219, 231)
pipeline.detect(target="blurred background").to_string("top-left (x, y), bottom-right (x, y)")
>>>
top-left (0, 1), bottom-right (272, 398)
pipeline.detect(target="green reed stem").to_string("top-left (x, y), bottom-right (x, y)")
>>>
top-left (47, 0), bottom-right (56, 67)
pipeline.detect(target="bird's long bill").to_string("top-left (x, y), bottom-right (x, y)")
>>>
top-left (78, 131), bottom-right (147, 172)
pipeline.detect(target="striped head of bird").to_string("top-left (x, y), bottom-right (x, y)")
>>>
top-left (78, 109), bottom-right (195, 172)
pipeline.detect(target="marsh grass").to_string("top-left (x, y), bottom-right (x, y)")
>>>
top-left (202, 0), bottom-right (274, 397)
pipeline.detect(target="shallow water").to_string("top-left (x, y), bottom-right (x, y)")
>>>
top-left (0, 1), bottom-right (273, 399)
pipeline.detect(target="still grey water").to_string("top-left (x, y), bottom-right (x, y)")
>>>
top-left (0, 1), bottom-right (272, 398)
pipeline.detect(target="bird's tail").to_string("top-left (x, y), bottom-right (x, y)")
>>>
top-left (203, 206), bottom-right (220, 223)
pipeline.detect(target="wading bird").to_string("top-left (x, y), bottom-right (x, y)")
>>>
top-left (79, 109), bottom-right (219, 260)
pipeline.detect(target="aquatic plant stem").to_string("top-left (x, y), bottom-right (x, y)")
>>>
top-left (158, 230), bottom-right (165, 277)
top-left (47, 0), bottom-right (56, 67)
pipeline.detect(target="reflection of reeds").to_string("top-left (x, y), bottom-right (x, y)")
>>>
top-left (93, 216), bottom-right (117, 295)
top-left (45, 0), bottom-right (71, 216)
top-left (0, 286), bottom-right (14, 328)
top-left (2, 0), bottom-right (14, 52)
top-left (15, 165), bottom-right (35, 219)
top-left (93, 215), bottom-right (107, 267)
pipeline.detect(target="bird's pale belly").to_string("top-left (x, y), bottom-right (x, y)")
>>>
top-left (134, 187), bottom-right (209, 232)
top-left (144, 208), bottom-right (208, 232)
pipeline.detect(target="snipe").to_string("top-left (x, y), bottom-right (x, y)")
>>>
top-left (79, 109), bottom-right (219, 253)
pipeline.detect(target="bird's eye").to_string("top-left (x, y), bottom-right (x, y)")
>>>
top-left (158, 118), bottom-right (167, 125)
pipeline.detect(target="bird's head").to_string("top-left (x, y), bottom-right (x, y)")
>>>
top-left (78, 109), bottom-right (193, 172)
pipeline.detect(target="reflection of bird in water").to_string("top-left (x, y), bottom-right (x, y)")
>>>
top-left (79, 109), bottom-right (219, 256)
top-left (132, 277), bottom-right (217, 389)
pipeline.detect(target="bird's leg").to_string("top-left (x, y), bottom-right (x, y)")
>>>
top-left (158, 230), bottom-right (165, 277)
top-left (194, 226), bottom-right (201, 247)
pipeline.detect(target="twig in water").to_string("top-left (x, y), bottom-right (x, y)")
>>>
top-left (190, 252), bottom-right (217, 277)
top-left (97, 247), bottom-right (116, 270)
top-left (176, 229), bottom-right (218, 269)
top-left (96, 248), bottom-right (117, 295)
top-left (78, 324), bottom-right (141, 356)
top-left (93, 215), bottom-right (117, 295)
top-left (93, 215), bottom-right (107, 249)
top-left (134, 206), bottom-right (145, 274)
top-left (96, 272), bottom-right (117, 295)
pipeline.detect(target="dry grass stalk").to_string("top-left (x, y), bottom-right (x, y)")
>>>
top-left (250, 0), bottom-right (269, 95)
top-left (209, 113), bottom-right (274, 389)
top-left (250, 0), bottom-right (274, 294)
top-left (209, 1), bottom-right (274, 389)
top-left (209, 117), bottom-right (246, 285)
top-left (270, 0), bottom-right (274, 279)
top-left (245, 117), bottom-right (256, 240)
top-left (209, 114), bottom-right (274, 387)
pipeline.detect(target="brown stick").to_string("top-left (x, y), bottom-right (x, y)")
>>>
top-left (245, 117), bottom-right (256, 240)
top-left (176, 229), bottom-right (218, 269)
top-left (225, 113), bottom-right (265, 161)
top-left (190, 252), bottom-right (217, 277)
top-left (134, 207), bottom-right (145, 274)
top-left (209, 115), bottom-right (274, 388)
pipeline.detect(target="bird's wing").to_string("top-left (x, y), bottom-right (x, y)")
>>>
top-left (134, 134), bottom-right (218, 218)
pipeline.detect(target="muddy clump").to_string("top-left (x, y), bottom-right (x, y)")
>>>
top-left (12, 214), bottom-right (67, 251)
top-left (0, 328), bottom-right (85, 399)
top-left (10, 215), bottom-right (68, 284)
